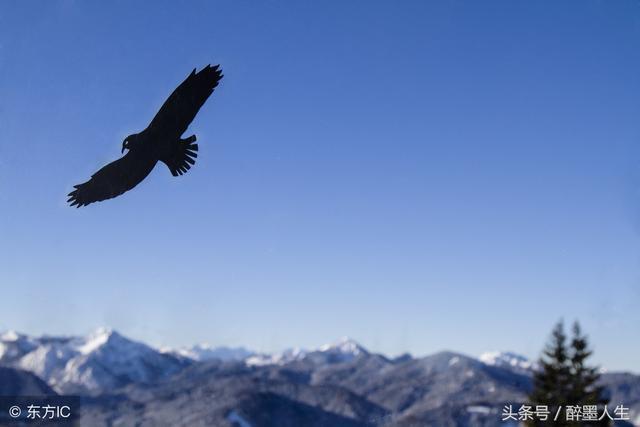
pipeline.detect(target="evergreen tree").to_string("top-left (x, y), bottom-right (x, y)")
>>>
top-left (568, 322), bottom-right (609, 426)
top-left (529, 321), bottom-right (572, 426)
top-left (527, 321), bottom-right (609, 426)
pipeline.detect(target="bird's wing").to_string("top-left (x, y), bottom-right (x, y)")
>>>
top-left (148, 64), bottom-right (223, 140)
top-left (67, 152), bottom-right (156, 207)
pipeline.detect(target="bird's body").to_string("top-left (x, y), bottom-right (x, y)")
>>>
top-left (68, 64), bottom-right (223, 207)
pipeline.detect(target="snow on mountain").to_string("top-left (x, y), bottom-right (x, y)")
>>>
top-left (58, 328), bottom-right (186, 393)
top-left (0, 330), bottom-right (22, 342)
top-left (479, 351), bottom-right (536, 376)
top-left (318, 336), bottom-right (367, 358)
top-left (17, 339), bottom-right (77, 380)
top-left (246, 337), bottom-right (367, 367)
top-left (76, 327), bottom-right (113, 354)
top-left (162, 344), bottom-right (254, 362)
top-left (2, 327), bottom-right (551, 401)
top-left (0, 328), bottom-right (186, 394)
top-left (0, 331), bottom-right (39, 362)
top-left (245, 347), bottom-right (307, 366)
top-left (313, 336), bottom-right (368, 363)
top-left (227, 410), bottom-right (254, 427)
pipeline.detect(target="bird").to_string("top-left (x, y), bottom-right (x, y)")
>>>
top-left (67, 64), bottom-right (223, 207)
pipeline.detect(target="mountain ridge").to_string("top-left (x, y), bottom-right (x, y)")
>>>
top-left (2, 328), bottom-right (638, 426)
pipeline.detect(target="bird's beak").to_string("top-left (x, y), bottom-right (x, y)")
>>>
top-left (121, 146), bottom-right (125, 154)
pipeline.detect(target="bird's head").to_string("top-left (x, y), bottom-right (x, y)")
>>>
top-left (121, 134), bottom-right (136, 153)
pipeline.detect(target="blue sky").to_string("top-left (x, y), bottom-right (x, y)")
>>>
top-left (1, 0), bottom-right (639, 371)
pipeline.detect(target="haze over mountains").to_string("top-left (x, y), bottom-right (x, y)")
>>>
top-left (0, 328), bottom-right (638, 426)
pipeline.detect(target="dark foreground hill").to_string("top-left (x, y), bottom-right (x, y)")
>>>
top-left (0, 366), bottom-right (55, 396)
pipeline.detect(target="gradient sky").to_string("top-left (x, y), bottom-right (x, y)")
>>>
top-left (1, 0), bottom-right (639, 371)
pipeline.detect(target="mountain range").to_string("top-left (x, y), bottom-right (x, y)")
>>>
top-left (0, 328), bottom-right (638, 426)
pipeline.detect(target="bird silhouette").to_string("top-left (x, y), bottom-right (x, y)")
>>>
top-left (67, 64), bottom-right (223, 207)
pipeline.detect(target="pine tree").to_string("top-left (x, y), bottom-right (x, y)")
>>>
top-left (528, 321), bottom-right (572, 426)
top-left (527, 321), bottom-right (609, 426)
top-left (567, 322), bottom-right (609, 426)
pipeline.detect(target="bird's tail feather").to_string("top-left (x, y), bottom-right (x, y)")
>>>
top-left (161, 136), bottom-right (198, 176)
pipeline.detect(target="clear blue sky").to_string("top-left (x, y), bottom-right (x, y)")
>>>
top-left (1, 0), bottom-right (639, 371)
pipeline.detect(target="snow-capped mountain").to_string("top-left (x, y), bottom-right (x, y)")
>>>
top-left (318, 336), bottom-right (368, 359)
top-left (0, 331), bottom-right (39, 363)
top-left (245, 347), bottom-right (308, 366)
top-left (2, 329), bottom-right (639, 426)
top-left (1, 330), bottom-right (374, 391)
top-left (162, 343), bottom-right (254, 362)
top-left (0, 328), bottom-right (186, 394)
top-left (245, 336), bottom-right (367, 367)
top-left (479, 351), bottom-right (537, 376)
top-left (1, 329), bottom-right (541, 390)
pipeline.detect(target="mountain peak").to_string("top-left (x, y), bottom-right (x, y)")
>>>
top-left (1, 328), bottom-right (185, 394)
top-left (318, 337), bottom-right (367, 356)
top-left (0, 331), bottom-right (22, 342)
top-left (164, 344), bottom-right (254, 362)
top-left (77, 327), bottom-right (121, 354)
top-left (246, 337), bottom-right (369, 367)
top-left (88, 327), bottom-right (118, 339)
top-left (479, 351), bottom-right (536, 375)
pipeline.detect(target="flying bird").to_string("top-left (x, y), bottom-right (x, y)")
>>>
top-left (67, 64), bottom-right (223, 207)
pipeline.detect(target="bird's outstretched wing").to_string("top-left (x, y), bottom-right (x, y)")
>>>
top-left (67, 152), bottom-right (156, 207)
top-left (148, 64), bottom-right (223, 140)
